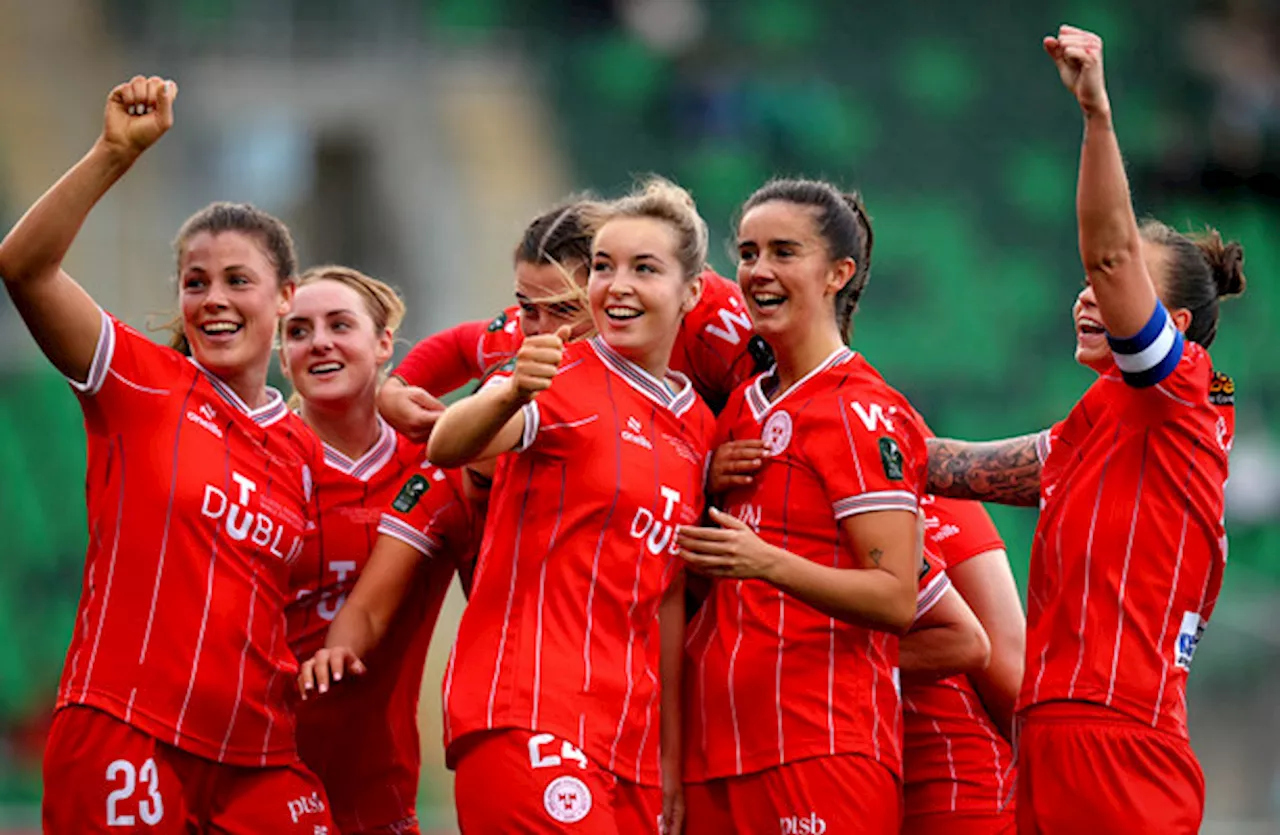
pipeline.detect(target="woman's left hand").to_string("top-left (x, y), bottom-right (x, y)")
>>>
top-left (678, 507), bottom-right (784, 581)
top-left (1043, 24), bottom-right (1110, 116)
top-left (661, 778), bottom-right (684, 835)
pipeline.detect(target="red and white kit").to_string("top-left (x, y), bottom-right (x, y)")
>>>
top-left (684, 347), bottom-right (929, 834)
top-left (393, 271), bottom-right (766, 411)
top-left (902, 495), bottom-right (1015, 834)
top-left (45, 311), bottom-right (334, 832)
top-left (288, 422), bottom-right (467, 834)
top-left (1018, 338), bottom-right (1232, 833)
top-left (444, 336), bottom-right (715, 831)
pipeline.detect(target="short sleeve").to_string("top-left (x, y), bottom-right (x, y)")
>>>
top-left (510, 351), bottom-right (597, 458)
top-left (803, 394), bottom-right (925, 520)
top-left (925, 497), bottom-right (1005, 569)
top-left (74, 311), bottom-right (188, 430)
top-left (377, 466), bottom-right (459, 558)
top-left (915, 549), bottom-right (951, 623)
top-left (1117, 340), bottom-right (1214, 422)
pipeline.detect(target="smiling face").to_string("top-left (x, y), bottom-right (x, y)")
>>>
top-left (736, 200), bottom-right (854, 344)
top-left (280, 279), bottom-right (393, 409)
top-left (588, 216), bottom-right (700, 375)
top-left (179, 231), bottom-right (293, 382)
top-left (1072, 238), bottom-right (1171, 371)
top-left (513, 259), bottom-right (593, 339)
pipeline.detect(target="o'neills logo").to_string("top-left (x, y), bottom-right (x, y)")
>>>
top-left (186, 402), bottom-right (223, 438)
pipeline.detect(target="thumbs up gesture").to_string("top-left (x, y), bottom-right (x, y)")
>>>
top-left (508, 325), bottom-right (572, 403)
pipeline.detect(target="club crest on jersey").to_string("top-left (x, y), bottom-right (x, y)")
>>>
top-left (878, 437), bottom-right (904, 481)
top-left (543, 776), bottom-right (592, 823)
top-left (392, 474), bottom-right (430, 513)
top-left (1175, 611), bottom-right (1206, 670)
top-left (1209, 371), bottom-right (1235, 406)
top-left (486, 311), bottom-right (508, 332)
top-left (762, 411), bottom-right (793, 456)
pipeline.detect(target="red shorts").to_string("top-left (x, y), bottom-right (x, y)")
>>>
top-left (685, 754), bottom-right (901, 835)
top-left (452, 729), bottom-right (662, 834)
top-left (42, 705), bottom-right (336, 834)
top-left (901, 811), bottom-right (1016, 835)
top-left (1016, 702), bottom-right (1204, 835)
top-left (351, 820), bottom-right (420, 835)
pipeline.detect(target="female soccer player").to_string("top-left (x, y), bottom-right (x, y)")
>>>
top-left (282, 265), bottom-right (471, 834)
top-left (0, 77), bottom-right (336, 831)
top-left (380, 200), bottom-right (765, 433)
top-left (926, 26), bottom-right (1246, 834)
top-left (901, 495), bottom-right (1020, 835)
top-left (678, 179), bottom-right (987, 834)
top-left (419, 178), bottom-right (715, 834)
top-left (376, 201), bottom-right (599, 440)
top-left (705, 180), bottom-right (1024, 831)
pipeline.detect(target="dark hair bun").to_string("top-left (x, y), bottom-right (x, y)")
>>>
top-left (1195, 230), bottom-right (1247, 298)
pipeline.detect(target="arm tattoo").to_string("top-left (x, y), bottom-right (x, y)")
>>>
top-left (868, 548), bottom-right (884, 568)
top-left (925, 432), bottom-right (1046, 507)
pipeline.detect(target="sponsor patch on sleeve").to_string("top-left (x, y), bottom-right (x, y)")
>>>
top-left (878, 437), bottom-right (904, 481)
top-left (1174, 611), bottom-right (1206, 670)
top-left (1208, 371), bottom-right (1235, 406)
top-left (391, 474), bottom-right (430, 513)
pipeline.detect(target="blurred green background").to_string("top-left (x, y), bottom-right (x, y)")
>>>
top-left (2, 0), bottom-right (1278, 831)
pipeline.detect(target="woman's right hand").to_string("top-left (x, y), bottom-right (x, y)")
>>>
top-left (101, 75), bottom-right (178, 161)
top-left (297, 647), bottom-right (367, 700)
top-left (378, 377), bottom-right (447, 443)
top-left (507, 325), bottom-right (571, 403)
top-left (707, 439), bottom-right (766, 494)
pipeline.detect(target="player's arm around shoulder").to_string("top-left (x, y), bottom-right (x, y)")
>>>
top-left (427, 325), bottom-right (572, 467)
top-left (924, 431), bottom-right (1047, 507)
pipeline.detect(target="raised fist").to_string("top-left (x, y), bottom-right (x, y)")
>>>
top-left (1043, 25), bottom-right (1109, 116)
top-left (102, 75), bottom-right (178, 160)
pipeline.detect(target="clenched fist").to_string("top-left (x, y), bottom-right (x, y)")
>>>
top-left (1043, 25), bottom-right (1109, 116)
top-left (101, 75), bottom-right (178, 161)
top-left (507, 324), bottom-right (572, 404)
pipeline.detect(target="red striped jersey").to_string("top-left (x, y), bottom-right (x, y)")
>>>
top-left (392, 309), bottom-right (518, 395)
top-left (56, 312), bottom-right (321, 767)
top-left (377, 463), bottom-right (487, 596)
top-left (904, 495), bottom-right (1014, 816)
top-left (684, 347), bottom-right (928, 782)
top-left (671, 270), bottom-right (769, 413)
top-left (442, 337), bottom-right (715, 786)
top-left (287, 422), bottom-right (460, 832)
top-left (393, 272), bottom-right (767, 411)
top-left (1021, 341), bottom-right (1233, 739)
